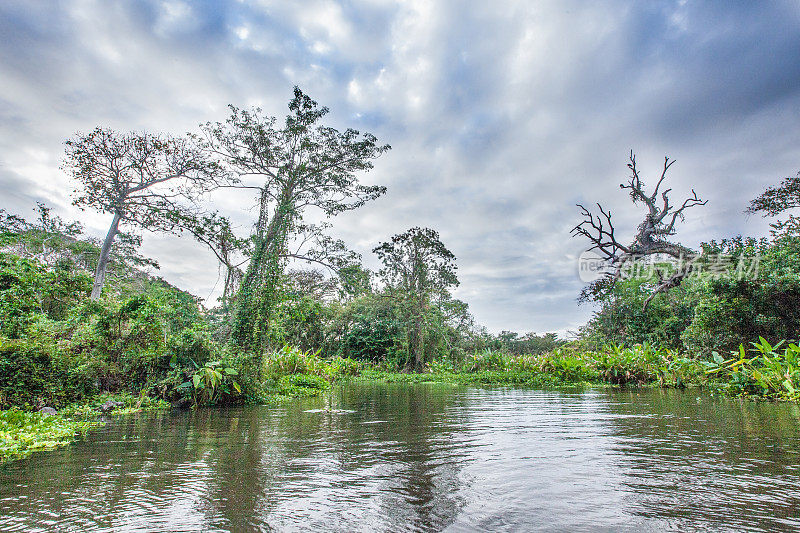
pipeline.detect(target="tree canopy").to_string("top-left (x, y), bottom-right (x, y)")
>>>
top-left (199, 87), bottom-right (390, 351)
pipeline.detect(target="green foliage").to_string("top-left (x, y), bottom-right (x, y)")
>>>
top-left (747, 170), bottom-right (800, 218)
top-left (211, 87), bottom-right (389, 351)
top-left (703, 338), bottom-right (800, 401)
top-left (373, 227), bottom-right (459, 297)
top-left (327, 356), bottom-right (364, 377)
top-left (591, 343), bottom-right (692, 386)
top-left (0, 392), bottom-right (169, 464)
top-left (0, 408), bottom-right (102, 463)
top-left (327, 294), bottom-right (405, 362)
top-left (264, 345), bottom-right (326, 377)
top-left (419, 343), bottom-right (702, 389)
top-left (0, 253), bottom-right (91, 338)
top-left (582, 232), bottom-right (800, 356)
top-left (682, 236), bottom-right (800, 353)
top-left (215, 349), bottom-right (263, 402)
top-left (262, 345), bottom-right (365, 382)
top-left (583, 171), bottom-right (800, 357)
top-left (580, 274), bottom-right (697, 349)
top-left (277, 374), bottom-right (330, 397)
top-left (373, 227), bottom-right (460, 370)
top-left (492, 331), bottom-right (564, 355)
top-left (269, 293), bottom-right (328, 351)
top-left (184, 360), bottom-right (241, 406)
top-left (0, 231), bottom-right (218, 408)
top-left (0, 338), bottom-right (97, 409)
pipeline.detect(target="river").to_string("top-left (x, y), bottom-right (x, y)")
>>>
top-left (1, 382), bottom-right (799, 531)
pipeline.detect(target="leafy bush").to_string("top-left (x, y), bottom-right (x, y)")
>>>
top-left (327, 295), bottom-right (405, 362)
top-left (184, 360), bottom-right (241, 406)
top-left (0, 338), bottom-right (97, 409)
top-left (262, 345), bottom-right (365, 382)
top-left (263, 345), bottom-right (328, 377)
top-left (581, 235), bottom-right (800, 358)
top-left (703, 337), bottom-right (800, 400)
top-left (0, 254), bottom-right (91, 338)
top-left (327, 356), bottom-right (365, 378)
top-left (460, 349), bottom-right (510, 372)
top-left (269, 294), bottom-right (328, 352)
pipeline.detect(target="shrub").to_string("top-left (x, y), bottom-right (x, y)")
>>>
top-left (184, 360), bottom-right (241, 406)
top-left (0, 254), bottom-right (91, 338)
top-left (0, 338), bottom-right (97, 409)
top-left (220, 349), bottom-right (263, 402)
top-left (263, 345), bottom-right (327, 377)
top-left (327, 356), bottom-right (364, 378)
top-left (703, 337), bottom-right (800, 400)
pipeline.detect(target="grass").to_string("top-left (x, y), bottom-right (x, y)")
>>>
top-left (417, 344), bottom-right (704, 388)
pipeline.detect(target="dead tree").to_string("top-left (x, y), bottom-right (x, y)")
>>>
top-left (572, 151), bottom-right (707, 308)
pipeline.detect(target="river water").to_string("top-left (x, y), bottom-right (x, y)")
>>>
top-left (1, 382), bottom-right (799, 532)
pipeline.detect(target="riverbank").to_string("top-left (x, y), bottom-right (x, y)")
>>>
top-left (355, 344), bottom-right (704, 389)
top-left (4, 339), bottom-right (798, 464)
top-left (0, 376), bottom-right (339, 464)
top-left (353, 340), bottom-right (800, 401)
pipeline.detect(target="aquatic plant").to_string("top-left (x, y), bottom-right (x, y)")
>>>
top-left (277, 374), bottom-right (330, 397)
top-left (263, 345), bottom-right (364, 381)
top-left (704, 337), bottom-right (800, 401)
top-left (0, 408), bottom-right (102, 463)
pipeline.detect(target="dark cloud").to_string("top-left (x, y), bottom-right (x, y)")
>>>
top-left (1, 0), bottom-right (799, 334)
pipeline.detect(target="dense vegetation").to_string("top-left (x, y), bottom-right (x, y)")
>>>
top-left (1, 88), bottom-right (798, 462)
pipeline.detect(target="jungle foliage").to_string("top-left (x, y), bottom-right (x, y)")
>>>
top-left (1, 88), bottom-right (798, 434)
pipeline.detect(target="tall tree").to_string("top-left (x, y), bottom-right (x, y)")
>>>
top-left (64, 128), bottom-right (223, 299)
top-left (200, 87), bottom-right (389, 351)
top-left (572, 152), bottom-right (707, 308)
top-left (373, 227), bottom-right (459, 370)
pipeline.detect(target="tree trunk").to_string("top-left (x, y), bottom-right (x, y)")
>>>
top-left (231, 200), bottom-right (293, 351)
top-left (413, 315), bottom-right (424, 371)
top-left (407, 297), bottom-right (426, 372)
top-left (91, 211), bottom-right (122, 300)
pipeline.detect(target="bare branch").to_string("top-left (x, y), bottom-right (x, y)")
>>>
top-left (573, 152), bottom-right (706, 307)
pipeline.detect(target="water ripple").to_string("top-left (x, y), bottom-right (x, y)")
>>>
top-left (1, 384), bottom-right (799, 531)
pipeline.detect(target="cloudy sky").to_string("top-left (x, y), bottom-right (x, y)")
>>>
top-left (1, 1), bottom-right (800, 335)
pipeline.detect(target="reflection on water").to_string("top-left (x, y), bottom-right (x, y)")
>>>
top-left (1, 383), bottom-right (799, 532)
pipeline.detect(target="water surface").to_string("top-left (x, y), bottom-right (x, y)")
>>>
top-left (2, 383), bottom-right (799, 531)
